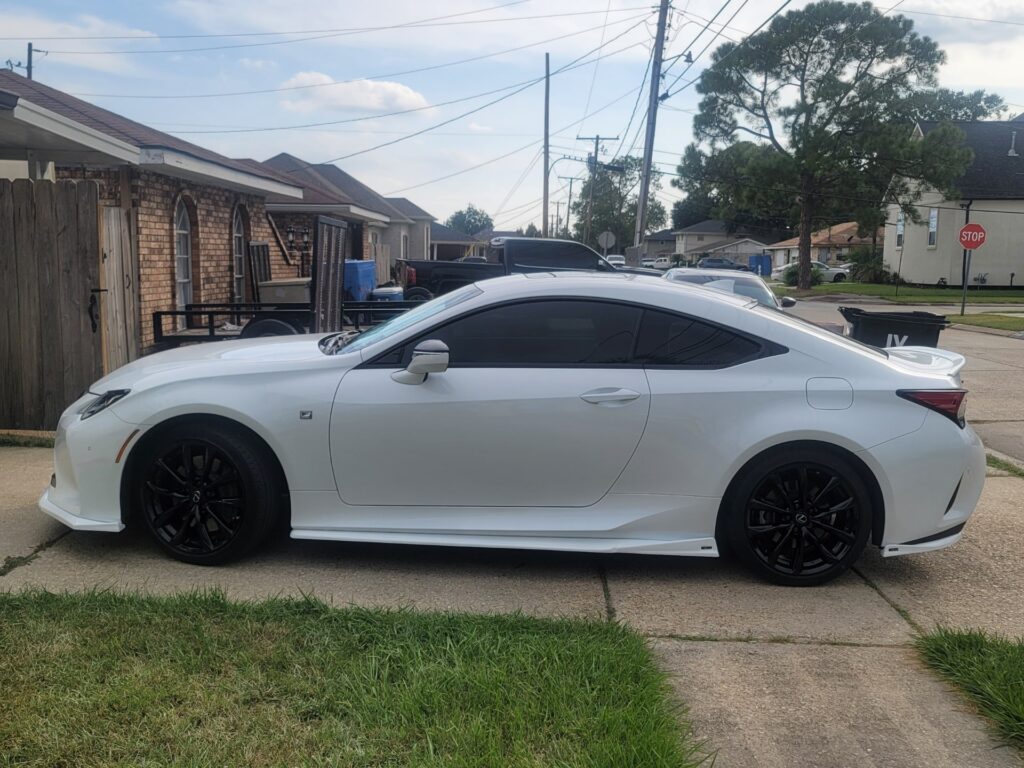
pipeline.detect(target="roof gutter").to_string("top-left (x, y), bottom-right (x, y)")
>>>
top-left (9, 97), bottom-right (139, 164)
top-left (265, 201), bottom-right (391, 223)
top-left (140, 147), bottom-right (302, 198)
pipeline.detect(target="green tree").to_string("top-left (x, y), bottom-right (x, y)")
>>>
top-left (689, 1), bottom-right (989, 288)
top-left (446, 204), bottom-right (493, 236)
top-left (570, 156), bottom-right (666, 251)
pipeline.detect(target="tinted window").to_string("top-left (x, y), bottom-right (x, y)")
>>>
top-left (511, 241), bottom-right (601, 271)
top-left (635, 309), bottom-right (762, 368)
top-left (411, 300), bottom-right (641, 366)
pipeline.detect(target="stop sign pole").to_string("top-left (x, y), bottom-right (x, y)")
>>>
top-left (958, 216), bottom-right (987, 315)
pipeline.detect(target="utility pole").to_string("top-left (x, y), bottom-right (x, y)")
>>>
top-left (27, 43), bottom-right (32, 80)
top-left (558, 175), bottom-right (576, 238)
top-left (554, 200), bottom-right (561, 238)
top-left (634, 0), bottom-right (670, 247)
top-left (6, 42), bottom-right (35, 79)
top-left (576, 135), bottom-right (617, 245)
top-left (542, 52), bottom-right (551, 238)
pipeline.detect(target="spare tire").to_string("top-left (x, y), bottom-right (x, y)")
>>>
top-left (240, 318), bottom-right (299, 338)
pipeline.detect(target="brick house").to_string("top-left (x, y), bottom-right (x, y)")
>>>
top-left (0, 71), bottom-right (302, 353)
top-left (257, 153), bottom-right (435, 283)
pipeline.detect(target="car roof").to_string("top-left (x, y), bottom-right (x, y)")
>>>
top-left (666, 268), bottom-right (763, 281)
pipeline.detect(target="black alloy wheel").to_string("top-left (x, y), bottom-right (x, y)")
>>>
top-left (724, 449), bottom-right (871, 585)
top-left (135, 423), bottom-right (281, 565)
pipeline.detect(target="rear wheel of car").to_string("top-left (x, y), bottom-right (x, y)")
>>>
top-left (134, 423), bottom-right (281, 565)
top-left (833, 273), bottom-right (846, 283)
top-left (240, 318), bottom-right (299, 338)
top-left (403, 287), bottom-right (432, 302)
top-left (722, 447), bottom-right (872, 586)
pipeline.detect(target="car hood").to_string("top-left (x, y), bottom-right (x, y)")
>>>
top-left (89, 334), bottom-right (352, 393)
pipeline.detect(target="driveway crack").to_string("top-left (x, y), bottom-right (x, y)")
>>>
top-left (597, 562), bottom-right (616, 622)
top-left (853, 565), bottom-right (924, 635)
top-left (0, 529), bottom-right (69, 578)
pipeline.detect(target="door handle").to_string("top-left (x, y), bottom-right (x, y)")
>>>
top-left (579, 387), bottom-right (641, 404)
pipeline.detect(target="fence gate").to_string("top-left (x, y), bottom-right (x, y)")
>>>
top-left (101, 206), bottom-right (139, 371)
top-left (0, 179), bottom-right (103, 431)
top-left (310, 215), bottom-right (349, 333)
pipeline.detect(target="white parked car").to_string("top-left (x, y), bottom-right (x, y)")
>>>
top-left (41, 273), bottom-right (983, 585)
top-left (605, 254), bottom-right (626, 267)
top-left (652, 255), bottom-right (675, 270)
top-left (641, 258), bottom-right (657, 268)
top-left (772, 260), bottom-right (849, 283)
top-left (664, 268), bottom-right (796, 310)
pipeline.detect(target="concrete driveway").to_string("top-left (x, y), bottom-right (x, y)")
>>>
top-left (2, 446), bottom-right (1022, 767)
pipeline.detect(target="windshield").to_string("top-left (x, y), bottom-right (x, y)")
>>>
top-left (668, 272), bottom-right (777, 307)
top-left (321, 284), bottom-right (483, 355)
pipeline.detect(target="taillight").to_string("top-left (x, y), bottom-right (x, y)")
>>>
top-left (406, 265), bottom-right (417, 285)
top-left (897, 389), bottom-right (967, 428)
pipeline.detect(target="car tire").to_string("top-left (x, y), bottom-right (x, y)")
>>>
top-left (833, 273), bottom-right (846, 283)
top-left (133, 422), bottom-right (283, 565)
top-left (240, 318), bottom-right (300, 338)
top-left (721, 446), bottom-right (872, 586)
top-left (403, 287), bottom-right (433, 302)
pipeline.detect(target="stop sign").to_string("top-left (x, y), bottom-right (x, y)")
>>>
top-left (958, 223), bottom-right (987, 250)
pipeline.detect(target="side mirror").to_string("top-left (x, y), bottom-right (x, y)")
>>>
top-left (391, 339), bottom-right (449, 385)
top-left (780, 296), bottom-right (797, 308)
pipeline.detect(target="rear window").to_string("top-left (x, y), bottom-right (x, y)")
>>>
top-left (635, 309), bottom-right (764, 368)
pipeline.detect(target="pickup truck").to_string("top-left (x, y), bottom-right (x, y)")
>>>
top-left (398, 237), bottom-right (658, 300)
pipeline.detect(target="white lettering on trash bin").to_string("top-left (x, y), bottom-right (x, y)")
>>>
top-left (886, 333), bottom-right (908, 347)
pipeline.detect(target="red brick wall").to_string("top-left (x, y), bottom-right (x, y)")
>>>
top-left (57, 166), bottom-right (291, 351)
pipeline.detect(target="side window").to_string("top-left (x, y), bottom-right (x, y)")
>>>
top-left (409, 300), bottom-right (641, 366)
top-left (635, 309), bottom-right (763, 368)
top-left (510, 241), bottom-right (600, 271)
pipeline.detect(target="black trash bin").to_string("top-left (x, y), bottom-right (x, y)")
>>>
top-left (838, 307), bottom-right (950, 348)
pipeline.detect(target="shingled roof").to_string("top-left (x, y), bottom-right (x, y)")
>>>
top-left (918, 120), bottom-right (1024, 200)
top-left (262, 153), bottom-right (412, 222)
top-left (430, 221), bottom-right (477, 243)
top-left (386, 197), bottom-right (434, 220)
top-left (0, 70), bottom-right (291, 188)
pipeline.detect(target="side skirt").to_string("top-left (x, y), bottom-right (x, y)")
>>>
top-left (290, 528), bottom-right (721, 557)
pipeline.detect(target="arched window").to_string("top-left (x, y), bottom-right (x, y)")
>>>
top-left (232, 206), bottom-right (248, 302)
top-left (173, 199), bottom-right (192, 327)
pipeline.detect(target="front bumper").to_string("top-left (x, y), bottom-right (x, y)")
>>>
top-left (38, 487), bottom-right (124, 532)
top-left (37, 394), bottom-right (141, 532)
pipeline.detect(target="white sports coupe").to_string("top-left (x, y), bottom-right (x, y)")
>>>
top-left (40, 273), bottom-right (984, 585)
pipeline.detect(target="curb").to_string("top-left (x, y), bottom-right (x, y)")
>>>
top-left (949, 323), bottom-right (1023, 339)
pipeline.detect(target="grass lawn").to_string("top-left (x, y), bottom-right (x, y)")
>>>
top-left (0, 432), bottom-right (55, 448)
top-left (986, 454), bottom-right (1024, 480)
top-left (917, 629), bottom-right (1024, 750)
top-left (774, 282), bottom-right (1024, 304)
top-left (949, 313), bottom-right (1024, 332)
top-left (0, 591), bottom-right (709, 767)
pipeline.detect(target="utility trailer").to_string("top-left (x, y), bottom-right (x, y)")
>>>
top-left (152, 215), bottom-right (416, 348)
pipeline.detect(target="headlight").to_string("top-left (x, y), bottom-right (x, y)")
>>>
top-left (80, 389), bottom-right (130, 420)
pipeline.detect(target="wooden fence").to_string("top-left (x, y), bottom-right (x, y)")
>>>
top-left (0, 179), bottom-right (103, 431)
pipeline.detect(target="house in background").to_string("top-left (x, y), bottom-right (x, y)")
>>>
top-left (767, 221), bottom-right (882, 269)
top-left (637, 228), bottom-right (676, 259)
top-left (430, 222), bottom-right (480, 260)
top-left (0, 70), bottom-right (301, 355)
top-left (682, 237), bottom-right (769, 265)
top-left (257, 153), bottom-right (434, 283)
top-left (883, 118), bottom-right (1024, 287)
top-left (672, 219), bottom-right (758, 256)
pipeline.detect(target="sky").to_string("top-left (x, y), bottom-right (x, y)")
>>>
top-left (2, 0), bottom-right (1022, 231)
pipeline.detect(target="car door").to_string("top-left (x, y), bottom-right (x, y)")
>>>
top-left (330, 298), bottom-right (650, 508)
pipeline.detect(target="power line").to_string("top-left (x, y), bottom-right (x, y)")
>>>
top-left (493, 148), bottom-right (544, 219)
top-left (613, 41), bottom-right (655, 157)
top-left (900, 9), bottom-right (1024, 27)
top-left (39, 6), bottom-right (653, 55)
top-left (577, 0), bottom-right (614, 135)
top-left (314, 30), bottom-right (651, 165)
top-left (661, 0), bottom-right (792, 100)
top-left (386, 82), bottom-right (645, 195)
top-left (72, 12), bottom-right (652, 100)
top-left (662, 0), bottom-right (750, 97)
top-left (169, 32), bottom-right (647, 136)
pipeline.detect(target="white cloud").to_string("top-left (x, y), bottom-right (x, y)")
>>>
top-left (468, 121), bottom-right (493, 132)
top-left (279, 72), bottom-right (429, 113)
top-left (940, 35), bottom-right (1024, 92)
top-left (0, 13), bottom-right (157, 75)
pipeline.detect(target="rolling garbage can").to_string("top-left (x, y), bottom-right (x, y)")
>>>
top-left (838, 306), bottom-right (949, 348)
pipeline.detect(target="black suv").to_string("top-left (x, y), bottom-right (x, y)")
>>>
top-left (697, 256), bottom-right (749, 270)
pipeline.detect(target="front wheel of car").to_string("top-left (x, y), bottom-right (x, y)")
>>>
top-left (133, 422), bottom-right (282, 565)
top-left (722, 448), bottom-right (872, 586)
top-left (833, 273), bottom-right (846, 283)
